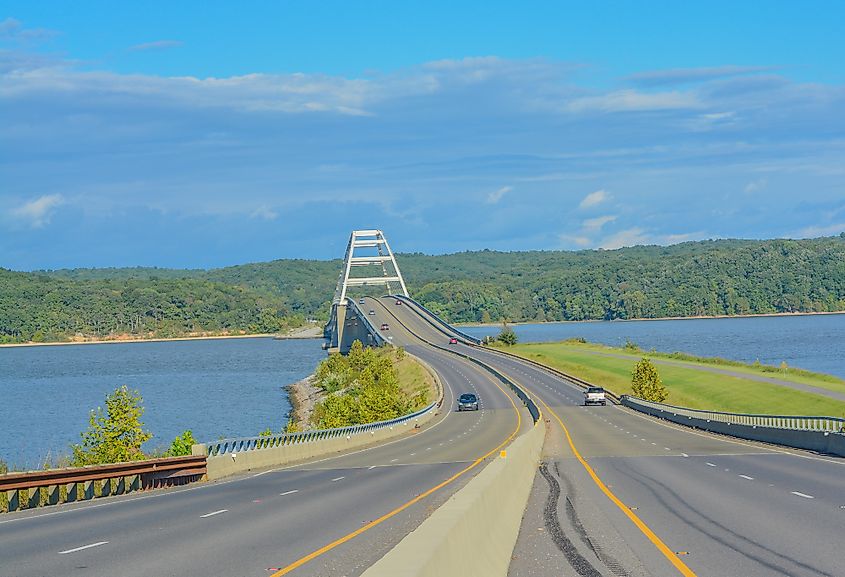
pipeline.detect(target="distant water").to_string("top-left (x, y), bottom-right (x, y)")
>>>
top-left (0, 337), bottom-right (324, 470)
top-left (463, 314), bottom-right (845, 379)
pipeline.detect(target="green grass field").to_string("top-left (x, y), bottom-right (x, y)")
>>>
top-left (395, 351), bottom-right (437, 406)
top-left (501, 341), bottom-right (845, 418)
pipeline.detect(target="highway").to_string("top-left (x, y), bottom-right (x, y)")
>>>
top-left (394, 298), bottom-right (845, 577)
top-left (0, 298), bottom-right (532, 577)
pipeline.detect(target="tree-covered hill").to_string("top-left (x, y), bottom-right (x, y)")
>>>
top-left (4, 236), bottom-right (844, 343)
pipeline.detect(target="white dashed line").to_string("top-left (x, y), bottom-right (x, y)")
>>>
top-left (200, 509), bottom-right (228, 518)
top-left (706, 462), bottom-right (716, 467)
top-left (59, 541), bottom-right (108, 555)
top-left (791, 491), bottom-right (814, 499)
top-left (280, 490), bottom-right (299, 496)
top-left (739, 475), bottom-right (754, 480)
top-left (331, 476), bottom-right (345, 482)
top-left (681, 453), bottom-right (689, 458)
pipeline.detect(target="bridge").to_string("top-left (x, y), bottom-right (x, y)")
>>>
top-left (2, 231), bottom-right (844, 577)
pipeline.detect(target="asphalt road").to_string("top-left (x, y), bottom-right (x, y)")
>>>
top-left (396, 299), bottom-right (845, 577)
top-left (0, 299), bottom-right (531, 577)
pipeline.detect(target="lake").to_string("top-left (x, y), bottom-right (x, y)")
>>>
top-left (463, 313), bottom-right (845, 379)
top-left (3, 313), bottom-right (844, 470)
top-left (0, 337), bottom-right (324, 470)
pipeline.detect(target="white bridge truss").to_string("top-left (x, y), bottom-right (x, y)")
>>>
top-left (332, 229), bottom-right (408, 305)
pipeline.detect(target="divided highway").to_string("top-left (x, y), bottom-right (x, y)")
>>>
top-left (0, 298), bottom-right (532, 577)
top-left (396, 298), bottom-right (845, 577)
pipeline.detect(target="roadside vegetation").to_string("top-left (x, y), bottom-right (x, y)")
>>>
top-left (309, 341), bottom-right (435, 429)
top-left (4, 236), bottom-right (845, 343)
top-left (500, 339), bottom-right (845, 417)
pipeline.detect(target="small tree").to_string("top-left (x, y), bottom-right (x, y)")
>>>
top-left (72, 385), bottom-right (153, 466)
top-left (631, 358), bottom-right (668, 402)
top-left (497, 322), bottom-right (518, 346)
top-left (165, 430), bottom-right (197, 457)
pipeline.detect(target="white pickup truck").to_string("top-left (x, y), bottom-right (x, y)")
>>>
top-left (584, 387), bottom-right (607, 406)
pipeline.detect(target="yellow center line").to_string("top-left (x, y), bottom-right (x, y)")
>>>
top-left (269, 353), bottom-right (528, 576)
top-left (529, 390), bottom-right (698, 577)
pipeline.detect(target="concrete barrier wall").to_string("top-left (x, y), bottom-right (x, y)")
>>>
top-left (624, 397), bottom-right (845, 457)
top-left (361, 420), bottom-right (544, 577)
top-left (201, 352), bottom-right (444, 480)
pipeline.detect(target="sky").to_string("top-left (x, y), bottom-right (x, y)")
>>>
top-left (1, 1), bottom-right (844, 270)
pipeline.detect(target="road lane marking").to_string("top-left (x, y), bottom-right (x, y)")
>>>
top-left (791, 491), bottom-right (814, 499)
top-left (331, 476), bottom-right (345, 482)
top-left (58, 541), bottom-right (108, 555)
top-left (368, 465), bottom-right (377, 470)
top-left (739, 475), bottom-right (754, 480)
top-left (268, 351), bottom-right (526, 577)
top-left (681, 453), bottom-right (689, 458)
top-left (200, 509), bottom-right (228, 518)
top-left (531, 393), bottom-right (698, 577)
top-left (280, 490), bottom-right (299, 496)
top-left (706, 463), bottom-right (716, 467)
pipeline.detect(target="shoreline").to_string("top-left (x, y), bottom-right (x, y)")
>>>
top-left (284, 374), bottom-right (324, 430)
top-left (457, 309), bottom-right (845, 328)
top-left (3, 309), bottom-right (843, 348)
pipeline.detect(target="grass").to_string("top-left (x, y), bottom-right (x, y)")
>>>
top-left (501, 340), bottom-right (845, 418)
top-left (395, 350), bottom-right (437, 407)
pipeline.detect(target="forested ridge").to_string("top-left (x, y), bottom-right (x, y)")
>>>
top-left (2, 236), bottom-right (844, 343)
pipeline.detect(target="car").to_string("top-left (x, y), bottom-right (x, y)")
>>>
top-left (395, 299), bottom-right (402, 305)
top-left (584, 386), bottom-right (607, 406)
top-left (457, 393), bottom-right (479, 411)
top-left (380, 323), bottom-right (389, 331)
top-left (449, 337), bottom-right (458, 344)
top-left (359, 299), bottom-right (365, 304)
top-left (369, 309), bottom-right (375, 315)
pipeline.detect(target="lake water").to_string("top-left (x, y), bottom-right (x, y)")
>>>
top-left (463, 313), bottom-right (845, 379)
top-left (3, 314), bottom-right (844, 470)
top-left (0, 337), bottom-right (324, 470)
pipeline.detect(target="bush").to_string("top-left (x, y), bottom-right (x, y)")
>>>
top-left (497, 323), bottom-right (518, 346)
top-left (71, 385), bottom-right (152, 466)
top-left (631, 357), bottom-right (669, 402)
top-left (165, 430), bottom-right (197, 457)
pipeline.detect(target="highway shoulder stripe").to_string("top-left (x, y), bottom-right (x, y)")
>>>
top-left (58, 541), bottom-right (108, 555)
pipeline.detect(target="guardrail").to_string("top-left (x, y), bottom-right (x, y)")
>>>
top-left (0, 455), bottom-right (207, 513)
top-left (347, 297), bottom-right (387, 347)
top-left (203, 400), bottom-right (439, 458)
top-left (622, 395), bottom-right (845, 456)
top-left (379, 299), bottom-right (541, 424)
top-left (393, 295), bottom-right (483, 345)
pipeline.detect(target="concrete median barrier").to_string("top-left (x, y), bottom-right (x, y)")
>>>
top-left (361, 420), bottom-right (544, 577)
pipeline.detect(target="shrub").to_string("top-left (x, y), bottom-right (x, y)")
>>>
top-left (165, 430), bottom-right (197, 457)
top-left (71, 385), bottom-right (152, 466)
top-left (631, 357), bottom-right (669, 402)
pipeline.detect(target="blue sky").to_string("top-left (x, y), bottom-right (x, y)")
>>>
top-left (1, 1), bottom-right (844, 270)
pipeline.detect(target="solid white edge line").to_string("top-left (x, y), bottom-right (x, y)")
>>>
top-left (58, 541), bottom-right (108, 555)
top-left (200, 509), bottom-right (228, 518)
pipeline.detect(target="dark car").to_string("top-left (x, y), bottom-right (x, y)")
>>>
top-left (449, 337), bottom-right (458, 344)
top-left (457, 393), bottom-right (479, 411)
top-left (395, 299), bottom-right (402, 305)
top-left (380, 323), bottom-right (389, 331)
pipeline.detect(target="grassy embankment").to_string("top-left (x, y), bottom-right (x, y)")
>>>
top-left (499, 340), bottom-right (845, 417)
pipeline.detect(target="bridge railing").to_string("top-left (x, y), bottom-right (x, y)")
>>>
top-left (346, 297), bottom-right (387, 347)
top-left (203, 400), bottom-right (438, 457)
top-left (392, 295), bottom-right (482, 344)
top-left (0, 455), bottom-right (207, 513)
top-left (622, 395), bottom-right (845, 456)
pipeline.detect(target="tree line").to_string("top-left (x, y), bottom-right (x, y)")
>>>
top-left (3, 236), bottom-right (844, 343)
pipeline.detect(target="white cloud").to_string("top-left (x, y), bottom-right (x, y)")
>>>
top-left (579, 190), bottom-right (609, 209)
top-left (566, 89), bottom-right (698, 113)
top-left (129, 40), bottom-right (183, 52)
top-left (744, 178), bottom-right (768, 193)
top-left (559, 234), bottom-right (592, 248)
top-left (795, 223), bottom-right (845, 238)
top-left (486, 185), bottom-right (512, 204)
top-left (598, 228), bottom-right (651, 250)
top-left (11, 194), bottom-right (64, 227)
top-left (250, 206), bottom-right (278, 220)
top-left (582, 215), bottom-right (616, 232)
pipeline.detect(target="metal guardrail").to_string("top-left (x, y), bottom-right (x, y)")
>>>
top-left (0, 455), bottom-right (207, 513)
top-left (623, 396), bottom-right (845, 432)
top-left (393, 295), bottom-right (483, 345)
top-left (205, 400), bottom-right (439, 457)
top-left (347, 297), bottom-right (387, 347)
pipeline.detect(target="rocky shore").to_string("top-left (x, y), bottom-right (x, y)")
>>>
top-left (285, 374), bottom-right (324, 429)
